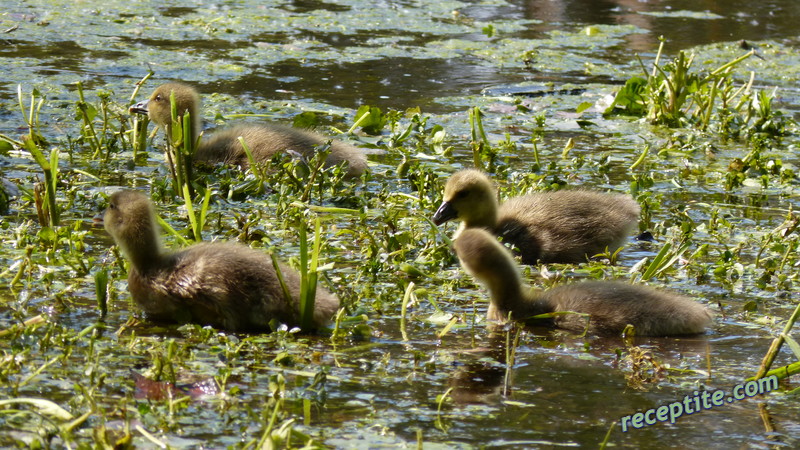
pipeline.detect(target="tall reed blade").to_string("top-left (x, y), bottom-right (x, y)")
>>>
top-left (129, 72), bottom-right (154, 161)
top-left (754, 302), bottom-right (800, 379)
top-left (74, 81), bottom-right (102, 158)
top-left (23, 137), bottom-right (59, 227)
top-left (182, 185), bottom-right (211, 242)
top-left (163, 91), bottom-right (196, 199)
top-left (94, 268), bottom-right (109, 319)
top-left (468, 106), bottom-right (490, 171)
top-left (182, 112), bottom-right (195, 198)
top-left (299, 217), bottom-right (323, 331)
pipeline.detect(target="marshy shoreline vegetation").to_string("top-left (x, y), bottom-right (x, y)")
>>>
top-left (1, 16), bottom-right (800, 449)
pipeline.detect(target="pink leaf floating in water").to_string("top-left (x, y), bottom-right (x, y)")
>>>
top-left (132, 370), bottom-right (219, 401)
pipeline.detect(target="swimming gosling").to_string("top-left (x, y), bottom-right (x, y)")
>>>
top-left (454, 228), bottom-right (711, 336)
top-left (103, 190), bottom-right (339, 331)
top-left (433, 169), bottom-right (640, 264)
top-left (130, 82), bottom-right (368, 178)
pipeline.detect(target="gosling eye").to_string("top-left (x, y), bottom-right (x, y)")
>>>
top-left (454, 189), bottom-right (470, 200)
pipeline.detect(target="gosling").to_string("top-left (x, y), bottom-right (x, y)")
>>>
top-left (433, 169), bottom-right (640, 264)
top-left (130, 82), bottom-right (368, 178)
top-left (103, 190), bottom-right (339, 331)
top-left (454, 228), bottom-right (711, 336)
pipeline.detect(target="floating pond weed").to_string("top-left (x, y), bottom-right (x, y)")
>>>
top-left (351, 105), bottom-right (387, 136)
top-left (605, 37), bottom-right (800, 142)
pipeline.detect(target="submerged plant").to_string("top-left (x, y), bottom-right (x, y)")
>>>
top-left (619, 346), bottom-right (667, 390)
top-left (724, 138), bottom-right (794, 191)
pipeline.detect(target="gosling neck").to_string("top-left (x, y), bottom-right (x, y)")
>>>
top-left (480, 257), bottom-right (521, 319)
top-left (119, 215), bottom-right (164, 274)
top-left (485, 275), bottom-right (551, 322)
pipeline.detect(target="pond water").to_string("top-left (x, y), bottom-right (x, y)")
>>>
top-left (1, 0), bottom-right (799, 448)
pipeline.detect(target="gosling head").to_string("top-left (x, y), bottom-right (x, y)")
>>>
top-left (130, 82), bottom-right (200, 129)
top-left (453, 228), bottom-right (522, 290)
top-left (433, 169), bottom-right (499, 229)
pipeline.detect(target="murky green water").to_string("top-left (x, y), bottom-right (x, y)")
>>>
top-left (1, 0), bottom-right (800, 448)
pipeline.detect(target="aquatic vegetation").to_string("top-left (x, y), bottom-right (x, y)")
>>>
top-left (17, 86), bottom-right (59, 228)
top-left (620, 346), bottom-right (667, 391)
top-left (754, 302), bottom-right (800, 380)
top-left (605, 39), bottom-right (798, 139)
top-left (1, 1), bottom-right (800, 446)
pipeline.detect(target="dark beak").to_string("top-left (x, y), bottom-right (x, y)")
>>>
top-left (432, 201), bottom-right (458, 225)
top-left (129, 99), bottom-right (150, 115)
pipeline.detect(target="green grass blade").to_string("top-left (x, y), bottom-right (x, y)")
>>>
top-left (640, 241), bottom-right (672, 281)
top-left (156, 215), bottom-right (190, 247)
top-left (94, 268), bottom-right (109, 319)
top-left (399, 281), bottom-right (415, 341)
top-left (238, 136), bottom-right (257, 168)
top-left (269, 253), bottom-right (295, 315)
top-left (182, 184), bottom-right (200, 242)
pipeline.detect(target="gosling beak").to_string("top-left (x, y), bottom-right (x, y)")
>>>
top-left (432, 201), bottom-right (458, 225)
top-left (92, 211), bottom-right (104, 226)
top-left (129, 99), bottom-right (150, 115)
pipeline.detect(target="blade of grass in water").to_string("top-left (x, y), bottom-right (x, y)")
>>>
top-left (94, 268), bottom-right (109, 319)
top-left (182, 185), bottom-right (211, 242)
top-left (156, 215), bottom-right (190, 247)
top-left (753, 301), bottom-right (800, 379)
top-left (299, 217), bottom-right (323, 331)
top-left (436, 316), bottom-right (458, 339)
top-left (24, 139), bottom-right (59, 227)
top-left (469, 106), bottom-right (489, 171)
top-left (19, 85), bottom-right (59, 227)
top-left (629, 143), bottom-right (650, 171)
top-left (239, 136), bottom-right (257, 168)
top-left (400, 281), bottom-right (416, 341)
top-left (270, 253), bottom-right (296, 320)
top-left (182, 112), bottom-right (195, 198)
top-left (639, 241), bottom-right (690, 281)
